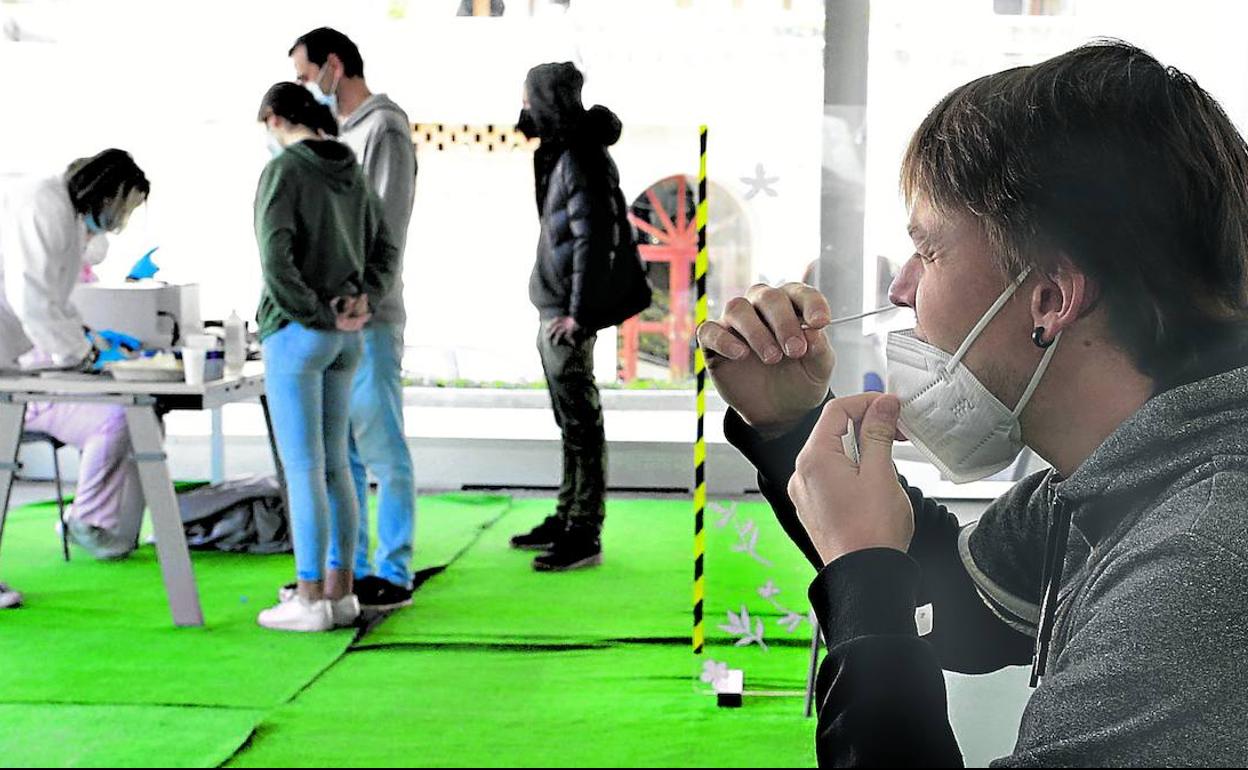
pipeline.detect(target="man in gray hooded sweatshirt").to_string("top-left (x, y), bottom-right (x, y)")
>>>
top-left (699, 41), bottom-right (1248, 766)
top-left (290, 28), bottom-right (418, 611)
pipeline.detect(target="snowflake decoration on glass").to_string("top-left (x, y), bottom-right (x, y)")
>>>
top-left (710, 501), bottom-right (738, 529)
top-left (758, 580), bottom-right (781, 600)
top-left (719, 605), bottom-right (768, 651)
top-left (732, 519), bottom-right (773, 567)
top-left (700, 659), bottom-right (730, 685)
top-left (741, 163), bottom-right (779, 200)
top-left (779, 612), bottom-right (806, 633)
top-left (755, 579), bottom-right (812, 635)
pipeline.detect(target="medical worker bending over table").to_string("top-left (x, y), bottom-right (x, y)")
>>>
top-left (0, 148), bottom-right (151, 560)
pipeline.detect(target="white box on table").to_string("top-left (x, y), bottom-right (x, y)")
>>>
top-left (70, 282), bottom-right (203, 350)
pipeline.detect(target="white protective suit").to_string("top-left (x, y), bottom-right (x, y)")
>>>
top-left (0, 173), bottom-right (94, 369)
top-left (0, 172), bottom-right (143, 560)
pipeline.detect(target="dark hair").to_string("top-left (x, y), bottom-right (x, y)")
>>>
top-left (66, 149), bottom-right (149, 225)
top-left (257, 82), bottom-right (339, 138)
top-left (289, 27), bottom-right (364, 79)
top-left (901, 39), bottom-right (1248, 385)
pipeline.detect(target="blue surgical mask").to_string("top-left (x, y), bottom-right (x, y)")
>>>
top-left (306, 81), bottom-right (338, 114)
top-left (306, 68), bottom-right (340, 117)
top-left (84, 212), bottom-right (107, 234)
top-left (266, 133), bottom-right (285, 158)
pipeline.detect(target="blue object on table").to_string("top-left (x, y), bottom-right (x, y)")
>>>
top-left (93, 347), bottom-right (128, 368)
top-left (126, 247), bottom-right (160, 281)
top-left (87, 329), bottom-right (145, 371)
top-left (95, 329), bottom-right (142, 351)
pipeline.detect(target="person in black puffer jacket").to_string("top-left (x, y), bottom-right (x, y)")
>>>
top-left (510, 61), bottom-right (627, 572)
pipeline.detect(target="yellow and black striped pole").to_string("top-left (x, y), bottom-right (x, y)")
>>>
top-left (693, 126), bottom-right (709, 655)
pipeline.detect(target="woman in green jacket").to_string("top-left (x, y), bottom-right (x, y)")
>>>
top-left (253, 82), bottom-right (399, 632)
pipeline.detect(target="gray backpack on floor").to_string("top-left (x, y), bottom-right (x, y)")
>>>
top-left (176, 475), bottom-right (292, 554)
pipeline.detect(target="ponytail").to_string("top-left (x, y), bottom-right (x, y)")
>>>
top-left (257, 82), bottom-right (339, 137)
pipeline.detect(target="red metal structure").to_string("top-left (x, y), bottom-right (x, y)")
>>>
top-left (622, 175), bottom-right (697, 381)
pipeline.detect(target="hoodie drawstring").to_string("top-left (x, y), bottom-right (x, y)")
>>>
top-left (1031, 491), bottom-right (1072, 687)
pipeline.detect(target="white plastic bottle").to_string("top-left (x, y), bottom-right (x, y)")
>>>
top-left (224, 310), bottom-right (246, 374)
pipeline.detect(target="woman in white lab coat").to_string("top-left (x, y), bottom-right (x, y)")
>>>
top-left (0, 149), bottom-right (151, 561)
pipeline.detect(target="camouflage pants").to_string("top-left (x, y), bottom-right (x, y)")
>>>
top-left (537, 320), bottom-right (607, 527)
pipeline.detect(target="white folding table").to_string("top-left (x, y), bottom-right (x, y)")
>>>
top-left (0, 364), bottom-right (278, 627)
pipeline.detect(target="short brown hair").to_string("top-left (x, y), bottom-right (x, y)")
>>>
top-left (290, 27), bottom-right (365, 79)
top-left (901, 40), bottom-right (1248, 386)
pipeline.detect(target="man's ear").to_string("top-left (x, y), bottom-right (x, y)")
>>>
top-left (1029, 258), bottom-right (1094, 344)
top-left (326, 53), bottom-right (344, 79)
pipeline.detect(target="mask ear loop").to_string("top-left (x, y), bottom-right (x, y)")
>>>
top-left (322, 62), bottom-right (342, 97)
top-left (1012, 332), bottom-right (1062, 418)
top-left (946, 267), bottom-right (1034, 371)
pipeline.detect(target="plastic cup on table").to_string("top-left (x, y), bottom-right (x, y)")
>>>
top-left (182, 347), bottom-right (207, 386)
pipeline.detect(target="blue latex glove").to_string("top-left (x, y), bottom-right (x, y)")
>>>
top-left (126, 247), bottom-right (160, 281)
top-left (92, 346), bottom-right (129, 369)
top-left (93, 329), bottom-right (142, 351)
top-left (86, 329), bottom-right (143, 371)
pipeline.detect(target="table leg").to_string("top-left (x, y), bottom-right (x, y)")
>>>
top-left (0, 400), bottom-right (28, 557)
top-left (124, 404), bottom-right (204, 627)
top-left (805, 611), bottom-right (822, 718)
top-left (210, 408), bottom-right (225, 483)
top-left (259, 395), bottom-right (289, 512)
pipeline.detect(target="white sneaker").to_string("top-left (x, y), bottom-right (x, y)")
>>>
top-left (0, 582), bottom-right (21, 609)
top-left (65, 520), bottom-right (136, 561)
top-left (277, 583), bottom-right (360, 625)
top-left (331, 594), bottom-right (361, 628)
top-left (257, 595), bottom-right (333, 632)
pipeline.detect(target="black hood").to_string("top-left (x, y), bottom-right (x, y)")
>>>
top-left (581, 104), bottom-right (622, 147)
top-left (524, 62), bottom-right (585, 139)
top-left (523, 63), bottom-right (622, 147)
top-left (523, 63), bottom-right (623, 215)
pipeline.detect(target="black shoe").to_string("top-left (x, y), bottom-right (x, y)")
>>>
top-left (510, 514), bottom-right (567, 551)
top-left (532, 530), bottom-right (602, 572)
top-left (354, 575), bottom-right (414, 611)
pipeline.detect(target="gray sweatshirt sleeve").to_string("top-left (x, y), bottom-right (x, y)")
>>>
top-left (362, 193), bottom-right (400, 306)
top-left (364, 127), bottom-right (416, 251)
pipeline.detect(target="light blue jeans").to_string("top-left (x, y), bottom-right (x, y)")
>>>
top-left (348, 323), bottom-right (417, 588)
top-left (263, 323), bottom-right (363, 583)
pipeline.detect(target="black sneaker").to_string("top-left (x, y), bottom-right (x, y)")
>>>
top-left (532, 529), bottom-right (602, 572)
top-left (509, 514), bottom-right (567, 551)
top-left (354, 575), bottom-right (414, 611)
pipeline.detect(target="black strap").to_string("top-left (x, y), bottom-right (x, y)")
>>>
top-left (1031, 500), bottom-right (1073, 686)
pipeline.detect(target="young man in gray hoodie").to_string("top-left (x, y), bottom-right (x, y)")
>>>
top-left (699, 41), bottom-right (1248, 766)
top-left (289, 28), bottom-right (418, 610)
